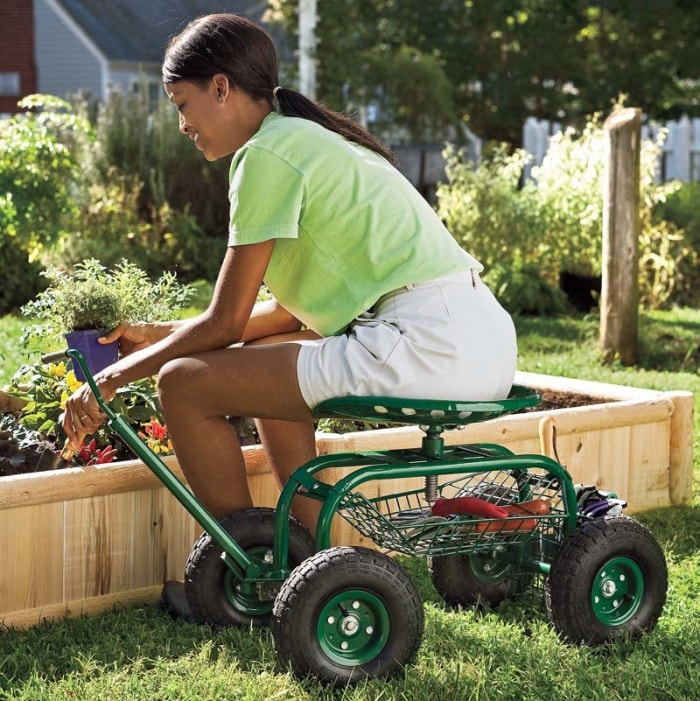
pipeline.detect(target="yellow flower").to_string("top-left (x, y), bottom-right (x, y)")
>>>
top-left (60, 390), bottom-right (70, 409)
top-left (48, 362), bottom-right (66, 378)
top-left (66, 370), bottom-right (83, 394)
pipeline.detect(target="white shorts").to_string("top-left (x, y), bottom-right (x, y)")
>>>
top-left (296, 270), bottom-right (517, 409)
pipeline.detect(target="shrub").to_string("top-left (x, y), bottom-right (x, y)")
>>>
top-left (437, 115), bottom-right (693, 311)
top-left (482, 258), bottom-right (570, 316)
top-left (0, 195), bottom-right (45, 314)
top-left (0, 95), bottom-right (92, 253)
top-left (649, 181), bottom-right (700, 307)
top-left (437, 144), bottom-right (548, 274)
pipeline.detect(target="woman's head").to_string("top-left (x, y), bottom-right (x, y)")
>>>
top-left (163, 13), bottom-right (278, 103)
top-left (163, 14), bottom-right (277, 160)
top-left (163, 13), bottom-right (397, 167)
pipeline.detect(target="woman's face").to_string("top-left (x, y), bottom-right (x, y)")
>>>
top-left (164, 76), bottom-right (268, 161)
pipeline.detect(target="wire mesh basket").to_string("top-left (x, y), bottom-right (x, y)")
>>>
top-left (337, 468), bottom-right (569, 559)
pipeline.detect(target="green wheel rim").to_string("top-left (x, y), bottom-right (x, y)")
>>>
top-left (317, 589), bottom-right (391, 666)
top-left (224, 546), bottom-right (273, 617)
top-left (591, 557), bottom-right (645, 626)
top-left (469, 554), bottom-right (512, 583)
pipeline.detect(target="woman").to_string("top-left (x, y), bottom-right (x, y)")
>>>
top-left (63, 13), bottom-right (517, 619)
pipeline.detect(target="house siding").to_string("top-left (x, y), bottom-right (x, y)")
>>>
top-left (34, 0), bottom-right (104, 100)
top-left (0, 0), bottom-right (37, 113)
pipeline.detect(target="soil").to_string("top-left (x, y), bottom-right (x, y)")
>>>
top-left (525, 390), bottom-right (607, 412)
top-left (0, 390), bottom-right (609, 478)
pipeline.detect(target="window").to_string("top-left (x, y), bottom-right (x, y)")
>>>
top-left (130, 78), bottom-right (162, 112)
top-left (0, 73), bottom-right (20, 96)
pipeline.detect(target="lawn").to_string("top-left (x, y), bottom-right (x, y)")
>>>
top-left (0, 307), bottom-right (698, 700)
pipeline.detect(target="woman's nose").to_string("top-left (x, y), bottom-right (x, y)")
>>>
top-left (178, 112), bottom-right (187, 134)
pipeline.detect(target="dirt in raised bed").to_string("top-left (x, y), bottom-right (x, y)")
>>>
top-left (526, 389), bottom-right (608, 412)
top-left (0, 390), bottom-right (611, 477)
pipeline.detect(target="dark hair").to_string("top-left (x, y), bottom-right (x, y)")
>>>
top-left (163, 13), bottom-right (397, 167)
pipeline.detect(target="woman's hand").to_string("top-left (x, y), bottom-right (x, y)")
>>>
top-left (62, 377), bottom-right (115, 450)
top-left (99, 322), bottom-right (159, 356)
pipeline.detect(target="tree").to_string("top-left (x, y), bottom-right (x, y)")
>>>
top-left (266, 0), bottom-right (700, 145)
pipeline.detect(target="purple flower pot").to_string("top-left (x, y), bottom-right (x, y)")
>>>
top-left (64, 329), bottom-right (119, 382)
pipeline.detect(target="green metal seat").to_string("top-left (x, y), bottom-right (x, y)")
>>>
top-left (312, 384), bottom-right (541, 428)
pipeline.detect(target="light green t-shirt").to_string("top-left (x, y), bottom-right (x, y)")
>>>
top-left (228, 112), bottom-right (480, 336)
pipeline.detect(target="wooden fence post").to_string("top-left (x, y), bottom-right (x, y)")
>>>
top-left (600, 108), bottom-right (642, 365)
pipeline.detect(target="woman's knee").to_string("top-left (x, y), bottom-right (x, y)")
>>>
top-left (157, 357), bottom-right (200, 408)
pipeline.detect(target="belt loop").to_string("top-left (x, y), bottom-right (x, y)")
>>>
top-left (405, 283), bottom-right (414, 291)
top-left (471, 269), bottom-right (477, 289)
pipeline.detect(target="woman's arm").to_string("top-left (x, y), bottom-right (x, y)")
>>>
top-left (63, 240), bottom-right (274, 445)
top-left (240, 298), bottom-right (302, 343)
top-left (99, 241), bottom-right (274, 393)
top-left (101, 286), bottom-right (300, 352)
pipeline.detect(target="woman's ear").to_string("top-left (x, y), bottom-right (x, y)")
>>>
top-left (212, 73), bottom-right (230, 103)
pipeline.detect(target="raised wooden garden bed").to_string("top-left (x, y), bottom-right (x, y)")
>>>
top-left (0, 372), bottom-right (692, 629)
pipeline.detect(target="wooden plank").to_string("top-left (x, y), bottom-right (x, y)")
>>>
top-left (63, 493), bottom-right (133, 601)
top-left (667, 391), bottom-right (694, 505)
top-left (627, 421), bottom-right (671, 511)
top-left (129, 488), bottom-right (198, 589)
top-left (1, 586), bottom-right (161, 630)
top-left (0, 502), bottom-right (64, 614)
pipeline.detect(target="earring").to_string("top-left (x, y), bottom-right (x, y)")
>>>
top-left (217, 93), bottom-right (223, 103)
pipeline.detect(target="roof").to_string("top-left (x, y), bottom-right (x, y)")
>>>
top-left (56, 0), bottom-right (270, 64)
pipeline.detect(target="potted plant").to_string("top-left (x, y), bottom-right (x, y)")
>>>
top-left (54, 279), bottom-right (121, 380)
top-left (21, 259), bottom-right (192, 380)
top-left (3, 258), bottom-right (193, 465)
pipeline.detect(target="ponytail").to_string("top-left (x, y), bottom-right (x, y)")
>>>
top-left (273, 87), bottom-right (399, 168)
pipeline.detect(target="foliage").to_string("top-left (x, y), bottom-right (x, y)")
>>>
top-left (7, 358), bottom-right (168, 462)
top-left (9, 259), bottom-right (192, 463)
top-left (0, 95), bottom-right (93, 253)
top-left (21, 259), bottom-right (193, 348)
top-left (650, 181), bottom-right (700, 307)
top-left (531, 121), bottom-right (606, 276)
top-left (0, 194), bottom-right (45, 314)
top-left (437, 144), bottom-right (547, 273)
top-left (437, 114), bottom-right (695, 312)
top-left (482, 259), bottom-right (569, 317)
top-left (75, 84), bottom-right (229, 277)
top-left (352, 44), bottom-right (457, 143)
top-left (46, 170), bottom-right (224, 283)
top-left (268, 1), bottom-right (700, 146)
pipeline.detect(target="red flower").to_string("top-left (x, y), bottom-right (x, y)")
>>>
top-left (77, 438), bottom-right (118, 465)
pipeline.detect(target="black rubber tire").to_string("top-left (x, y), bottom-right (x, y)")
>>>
top-left (429, 551), bottom-right (531, 608)
top-left (546, 515), bottom-right (667, 645)
top-left (271, 546), bottom-right (424, 684)
top-left (184, 507), bottom-right (315, 627)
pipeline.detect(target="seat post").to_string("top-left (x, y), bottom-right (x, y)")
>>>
top-left (421, 426), bottom-right (445, 460)
top-left (422, 427), bottom-right (445, 504)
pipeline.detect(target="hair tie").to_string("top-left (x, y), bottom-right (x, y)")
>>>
top-left (273, 86), bottom-right (282, 96)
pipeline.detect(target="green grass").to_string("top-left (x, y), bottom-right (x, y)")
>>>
top-left (0, 306), bottom-right (698, 700)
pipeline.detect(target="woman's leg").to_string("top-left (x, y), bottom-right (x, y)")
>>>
top-left (245, 330), bottom-right (322, 532)
top-left (255, 418), bottom-right (320, 531)
top-left (157, 341), bottom-right (312, 520)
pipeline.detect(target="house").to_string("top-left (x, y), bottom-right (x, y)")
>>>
top-left (0, 1), bottom-right (37, 115)
top-left (0, 0), bottom-right (270, 115)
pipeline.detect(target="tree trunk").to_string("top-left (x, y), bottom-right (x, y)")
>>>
top-left (600, 108), bottom-right (641, 365)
